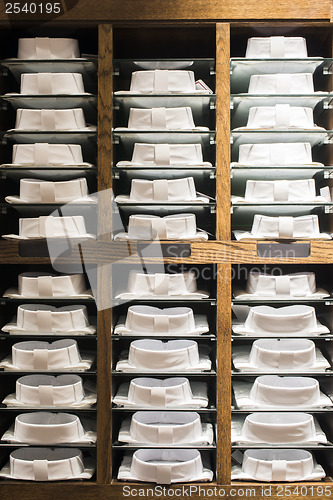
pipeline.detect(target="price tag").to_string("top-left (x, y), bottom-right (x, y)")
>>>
top-left (257, 243), bottom-right (310, 258)
top-left (137, 243), bottom-right (191, 258)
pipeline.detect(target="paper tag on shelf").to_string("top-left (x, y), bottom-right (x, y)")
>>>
top-left (195, 79), bottom-right (213, 94)
top-left (257, 243), bottom-right (310, 258)
top-left (232, 305), bottom-right (251, 322)
top-left (231, 450), bottom-right (243, 465)
top-left (137, 243), bottom-right (191, 258)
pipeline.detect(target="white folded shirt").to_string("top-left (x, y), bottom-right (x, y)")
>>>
top-left (232, 142), bottom-right (323, 168)
top-left (2, 143), bottom-right (92, 168)
top-left (16, 37), bottom-right (80, 60)
top-left (115, 177), bottom-right (209, 203)
top-left (232, 304), bottom-right (329, 337)
top-left (114, 214), bottom-right (208, 241)
top-left (2, 374), bottom-right (97, 408)
top-left (234, 215), bottom-right (331, 241)
top-left (115, 271), bottom-right (209, 300)
top-left (1, 412), bottom-right (96, 444)
top-left (234, 270), bottom-right (329, 300)
top-left (115, 69), bottom-right (211, 94)
top-left (245, 37), bottom-right (309, 59)
top-left (0, 448), bottom-right (95, 481)
top-left (3, 215), bottom-right (95, 241)
top-left (10, 108), bottom-right (96, 132)
top-left (233, 375), bottom-right (333, 410)
top-left (248, 73), bottom-right (315, 94)
top-left (116, 143), bottom-right (212, 168)
top-left (0, 339), bottom-right (94, 372)
top-left (117, 411), bottom-right (214, 445)
top-left (232, 339), bottom-right (331, 373)
top-left (232, 179), bottom-right (327, 204)
top-left (114, 107), bottom-right (209, 131)
top-left (233, 104), bottom-right (325, 131)
top-left (115, 339), bottom-right (212, 372)
top-left (114, 305), bottom-right (209, 336)
top-left (231, 449), bottom-right (325, 482)
top-left (231, 413), bottom-right (327, 445)
top-left (6, 177), bottom-right (94, 204)
top-left (112, 377), bottom-right (208, 409)
top-left (7, 72), bottom-right (88, 96)
top-left (3, 272), bottom-right (93, 299)
top-left (2, 304), bottom-right (96, 336)
top-left (118, 449), bottom-right (213, 484)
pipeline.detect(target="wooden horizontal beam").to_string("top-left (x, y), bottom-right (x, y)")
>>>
top-left (0, 240), bottom-right (333, 264)
top-left (0, 481), bottom-right (332, 500)
top-left (0, 0), bottom-right (330, 22)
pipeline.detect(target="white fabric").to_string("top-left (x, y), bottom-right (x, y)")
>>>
top-left (118, 449), bottom-right (213, 484)
top-left (245, 37), bottom-right (308, 59)
top-left (115, 177), bottom-right (208, 203)
top-left (116, 70), bottom-right (209, 94)
top-left (115, 214), bottom-right (208, 241)
top-left (116, 143), bottom-right (211, 168)
top-left (112, 377), bottom-right (208, 408)
top-left (12, 108), bottom-right (95, 132)
top-left (2, 374), bottom-right (97, 408)
top-left (0, 448), bottom-right (94, 481)
top-left (6, 177), bottom-right (92, 204)
top-left (232, 304), bottom-right (329, 336)
top-left (233, 375), bottom-right (333, 409)
top-left (234, 104), bottom-right (323, 131)
top-left (234, 270), bottom-right (329, 300)
top-left (232, 339), bottom-right (330, 372)
top-left (17, 73), bottom-right (86, 95)
top-left (2, 304), bottom-right (95, 335)
top-left (118, 411), bottom-right (213, 445)
top-left (116, 339), bottom-right (211, 372)
top-left (248, 73), bottom-right (314, 94)
top-left (116, 271), bottom-right (209, 299)
top-left (3, 272), bottom-right (93, 299)
top-left (114, 305), bottom-right (209, 336)
top-left (231, 413), bottom-right (327, 445)
top-left (17, 38), bottom-right (80, 60)
top-left (233, 179), bottom-right (326, 203)
top-left (115, 107), bottom-right (208, 131)
top-left (6, 143), bottom-right (88, 167)
top-left (1, 412), bottom-right (96, 444)
top-left (232, 449), bottom-right (325, 482)
top-left (234, 214), bottom-right (331, 241)
top-left (3, 215), bottom-right (95, 241)
top-left (0, 339), bottom-right (93, 371)
top-left (320, 186), bottom-right (333, 202)
top-left (233, 142), bottom-right (321, 168)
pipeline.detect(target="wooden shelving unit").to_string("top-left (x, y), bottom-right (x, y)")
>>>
top-left (0, 2), bottom-right (333, 498)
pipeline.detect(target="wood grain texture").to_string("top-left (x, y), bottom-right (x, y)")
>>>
top-left (96, 265), bottom-right (112, 484)
top-left (216, 23), bottom-right (230, 240)
top-left (1, 240), bottom-right (333, 264)
top-left (96, 24), bottom-right (113, 485)
top-left (216, 264), bottom-right (232, 484)
top-left (0, 19), bottom-right (333, 497)
top-left (98, 24), bottom-right (113, 241)
top-left (0, 482), bottom-right (332, 499)
top-left (0, 0), bottom-right (330, 21)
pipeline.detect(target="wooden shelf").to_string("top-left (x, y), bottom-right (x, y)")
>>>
top-left (0, 240), bottom-right (332, 265)
top-left (0, 12), bottom-right (333, 500)
top-left (0, 0), bottom-right (331, 22)
top-left (0, 481), bottom-right (332, 500)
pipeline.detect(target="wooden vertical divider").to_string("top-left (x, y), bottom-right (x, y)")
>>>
top-left (97, 23), bottom-right (113, 484)
top-left (215, 23), bottom-right (230, 241)
top-left (215, 23), bottom-right (232, 483)
top-left (216, 263), bottom-right (232, 484)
